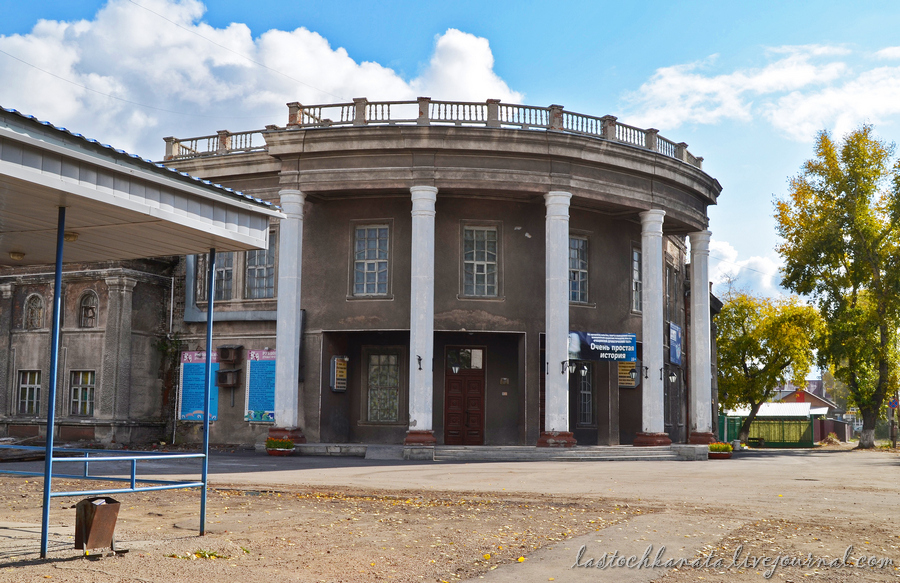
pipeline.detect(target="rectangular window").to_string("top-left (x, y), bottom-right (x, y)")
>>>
top-left (70, 370), bottom-right (95, 417)
top-left (246, 231), bottom-right (276, 299)
top-left (632, 247), bottom-right (642, 312)
top-left (569, 236), bottom-right (589, 303)
top-left (197, 251), bottom-right (235, 301)
top-left (17, 370), bottom-right (40, 416)
top-left (578, 369), bottom-right (593, 426)
top-left (354, 225), bottom-right (390, 296)
top-left (366, 351), bottom-right (401, 422)
top-left (463, 227), bottom-right (498, 297)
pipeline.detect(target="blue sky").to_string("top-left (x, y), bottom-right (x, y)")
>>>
top-left (3, 0), bottom-right (900, 296)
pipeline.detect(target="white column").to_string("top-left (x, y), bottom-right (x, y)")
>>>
top-left (406, 185), bottom-right (438, 445)
top-left (540, 191), bottom-right (575, 446)
top-left (273, 189), bottom-right (305, 430)
top-left (636, 209), bottom-right (670, 445)
top-left (689, 230), bottom-right (714, 443)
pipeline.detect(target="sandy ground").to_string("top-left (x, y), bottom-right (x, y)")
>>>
top-left (0, 443), bottom-right (896, 582)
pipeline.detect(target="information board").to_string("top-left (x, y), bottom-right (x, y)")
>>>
top-left (618, 361), bottom-right (639, 388)
top-left (669, 323), bottom-right (683, 366)
top-left (568, 332), bottom-right (637, 361)
top-left (245, 349), bottom-right (276, 422)
top-left (178, 351), bottom-right (219, 421)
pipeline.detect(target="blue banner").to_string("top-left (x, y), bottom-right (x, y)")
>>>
top-left (568, 332), bottom-right (637, 361)
top-left (669, 323), bottom-right (683, 366)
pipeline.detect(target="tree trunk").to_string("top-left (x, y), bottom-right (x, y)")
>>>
top-left (737, 402), bottom-right (763, 443)
top-left (858, 407), bottom-right (878, 449)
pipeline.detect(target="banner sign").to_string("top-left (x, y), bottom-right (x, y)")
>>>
top-left (669, 323), bottom-right (683, 366)
top-left (245, 349), bottom-right (276, 422)
top-left (568, 332), bottom-right (637, 361)
top-left (179, 351), bottom-right (219, 421)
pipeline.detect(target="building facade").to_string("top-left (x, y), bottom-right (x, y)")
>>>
top-left (0, 99), bottom-right (722, 447)
top-left (164, 99), bottom-right (722, 447)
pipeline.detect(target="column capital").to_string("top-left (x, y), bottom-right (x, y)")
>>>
top-left (689, 230), bottom-right (712, 254)
top-left (410, 186), bottom-right (437, 217)
top-left (545, 191), bottom-right (572, 218)
top-left (104, 275), bottom-right (138, 292)
top-left (278, 189), bottom-right (305, 219)
top-left (639, 209), bottom-right (666, 230)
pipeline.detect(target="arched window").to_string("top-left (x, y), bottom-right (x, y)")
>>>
top-left (79, 292), bottom-right (98, 328)
top-left (25, 295), bottom-right (43, 330)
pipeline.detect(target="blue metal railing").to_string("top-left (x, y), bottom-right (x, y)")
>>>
top-left (0, 445), bottom-right (205, 497)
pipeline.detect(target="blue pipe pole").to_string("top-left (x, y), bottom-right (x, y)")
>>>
top-left (40, 207), bottom-right (66, 559)
top-left (200, 248), bottom-right (216, 536)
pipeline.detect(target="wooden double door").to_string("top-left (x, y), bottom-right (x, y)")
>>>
top-left (444, 347), bottom-right (486, 445)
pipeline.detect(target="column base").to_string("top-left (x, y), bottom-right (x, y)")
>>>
top-left (633, 432), bottom-right (672, 447)
top-left (404, 430), bottom-right (436, 446)
top-left (268, 427), bottom-right (307, 444)
top-left (536, 431), bottom-right (577, 448)
top-left (688, 432), bottom-right (716, 445)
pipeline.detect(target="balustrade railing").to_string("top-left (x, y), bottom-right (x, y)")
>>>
top-left (164, 98), bottom-right (702, 169)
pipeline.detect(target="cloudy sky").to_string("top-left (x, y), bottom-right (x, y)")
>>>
top-left (3, 0), bottom-right (900, 297)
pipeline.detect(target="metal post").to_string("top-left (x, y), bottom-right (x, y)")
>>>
top-left (40, 206), bottom-right (66, 558)
top-left (200, 248), bottom-right (216, 535)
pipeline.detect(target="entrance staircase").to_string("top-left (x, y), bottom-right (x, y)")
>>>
top-left (433, 445), bottom-right (680, 462)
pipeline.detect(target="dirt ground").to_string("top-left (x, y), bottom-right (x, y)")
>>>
top-left (0, 443), bottom-right (897, 582)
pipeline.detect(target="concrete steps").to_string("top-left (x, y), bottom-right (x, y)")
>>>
top-left (433, 445), bottom-right (681, 462)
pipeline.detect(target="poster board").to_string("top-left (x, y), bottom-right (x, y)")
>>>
top-left (245, 349), bottom-right (276, 422)
top-left (178, 351), bottom-right (219, 421)
top-left (568, 332), bottom-right (637, 361)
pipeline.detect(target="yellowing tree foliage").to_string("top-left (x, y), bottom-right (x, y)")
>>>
top-left (775, 126), bottom-right (900, 448)
top-left (716, 292), bottom-right (820, 442)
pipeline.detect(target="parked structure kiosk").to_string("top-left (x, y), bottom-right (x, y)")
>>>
top-left (0, 107), bottom-right (281, 557)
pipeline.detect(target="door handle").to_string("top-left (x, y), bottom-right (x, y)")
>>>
top-left (464, 411), bottom-right (470, 428)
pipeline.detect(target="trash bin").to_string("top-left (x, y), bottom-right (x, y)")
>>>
top-left (75, 497), bottom-right (120, 554)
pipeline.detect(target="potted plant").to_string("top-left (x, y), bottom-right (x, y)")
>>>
top-left (708, 441), bottom-right (733, 459)
top-left (265, 437), bottom-right (295, 456)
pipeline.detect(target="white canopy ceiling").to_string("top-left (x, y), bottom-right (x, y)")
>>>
top-left (0, 108), bottom-right (282, 266)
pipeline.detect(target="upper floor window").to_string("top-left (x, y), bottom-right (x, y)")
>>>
top-left (79, 292), bottom-right (98, 328)
top-left (463, 227), bottom-right (498, 297)
top-left (353, 225), bottom-right (390, 296)
top-left (632, 247), bottom-right (642, 313)
top-left (17, 370), bottom-right (40, 416)
top-left (213, 252), bottom-right (235, 301)
top-left (569, 236), bottom-right (589, 303)
top-left (246, 231), bottom-right (276, 299)
top-left (25, 295), bottom-right (43, 330)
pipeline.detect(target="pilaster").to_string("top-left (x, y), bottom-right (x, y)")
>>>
top-left (102, 276), bottom-right (137, 425)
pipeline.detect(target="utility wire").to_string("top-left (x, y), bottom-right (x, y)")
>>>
top-left (126, 0), bottom-right (346, 101)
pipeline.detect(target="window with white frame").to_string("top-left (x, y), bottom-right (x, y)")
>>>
top-left (79, 292), bottom-right (98, 328)
top-left (353, 225), bottom-right (390, 296)
top-left (632, 247), bottom-right (642, 312)
top-left (25, 295), bottom-right (43, 330)
top-left (246, 231), bottom-right (276, 299)
top-left (17, 370), bottom-right (40, 416)
top-left (365, 350), bottom-right (402, 423)
top-left (569, 236), bottom-right (589, 303)
top-left (70, 370), bottom-right (95, 416)
top-left (463, 227), bottom-right (498, 297)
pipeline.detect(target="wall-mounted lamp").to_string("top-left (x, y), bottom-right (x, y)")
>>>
top-left (561, 360), bottom-right (578, 374)
top-left (630, 365), bottom-right (649, 380)
top-left (668, 369), bottom-right (678, 383)
top-left (451, 365), bottom-right (461, 374)
top-left (63, 232), bottom-right (79, 242)
top-left (579, 364), bottom-right (588, 377)
top-left (8, 252), bottom-right (24, 261)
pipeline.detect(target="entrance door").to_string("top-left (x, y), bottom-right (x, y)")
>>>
top-left (444, 347), bottom-right (485, 445)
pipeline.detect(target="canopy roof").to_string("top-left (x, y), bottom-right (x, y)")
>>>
top-left (0, 107), bottom-right (282, 266)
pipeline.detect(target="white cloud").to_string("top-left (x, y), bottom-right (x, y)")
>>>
top-left (0, 0), bottom-right (522, 158)
top-left (708, 239), bottom-right (783, 297)
top-left (625, 44), bottom-right (900, 143)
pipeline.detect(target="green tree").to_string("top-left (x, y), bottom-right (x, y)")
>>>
top-left (775, 126), bottom-right (900, 448)
top-left (716, 292), bottom-right (820, 442)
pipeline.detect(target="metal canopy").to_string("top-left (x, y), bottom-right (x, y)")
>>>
top-left (0, 106), bottom-right (283, 559)
top-left (0, 107), bottom-right (281, 266)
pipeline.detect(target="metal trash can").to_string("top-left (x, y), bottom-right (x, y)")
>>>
top-left (75, 497), bottom-right (120, 554)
